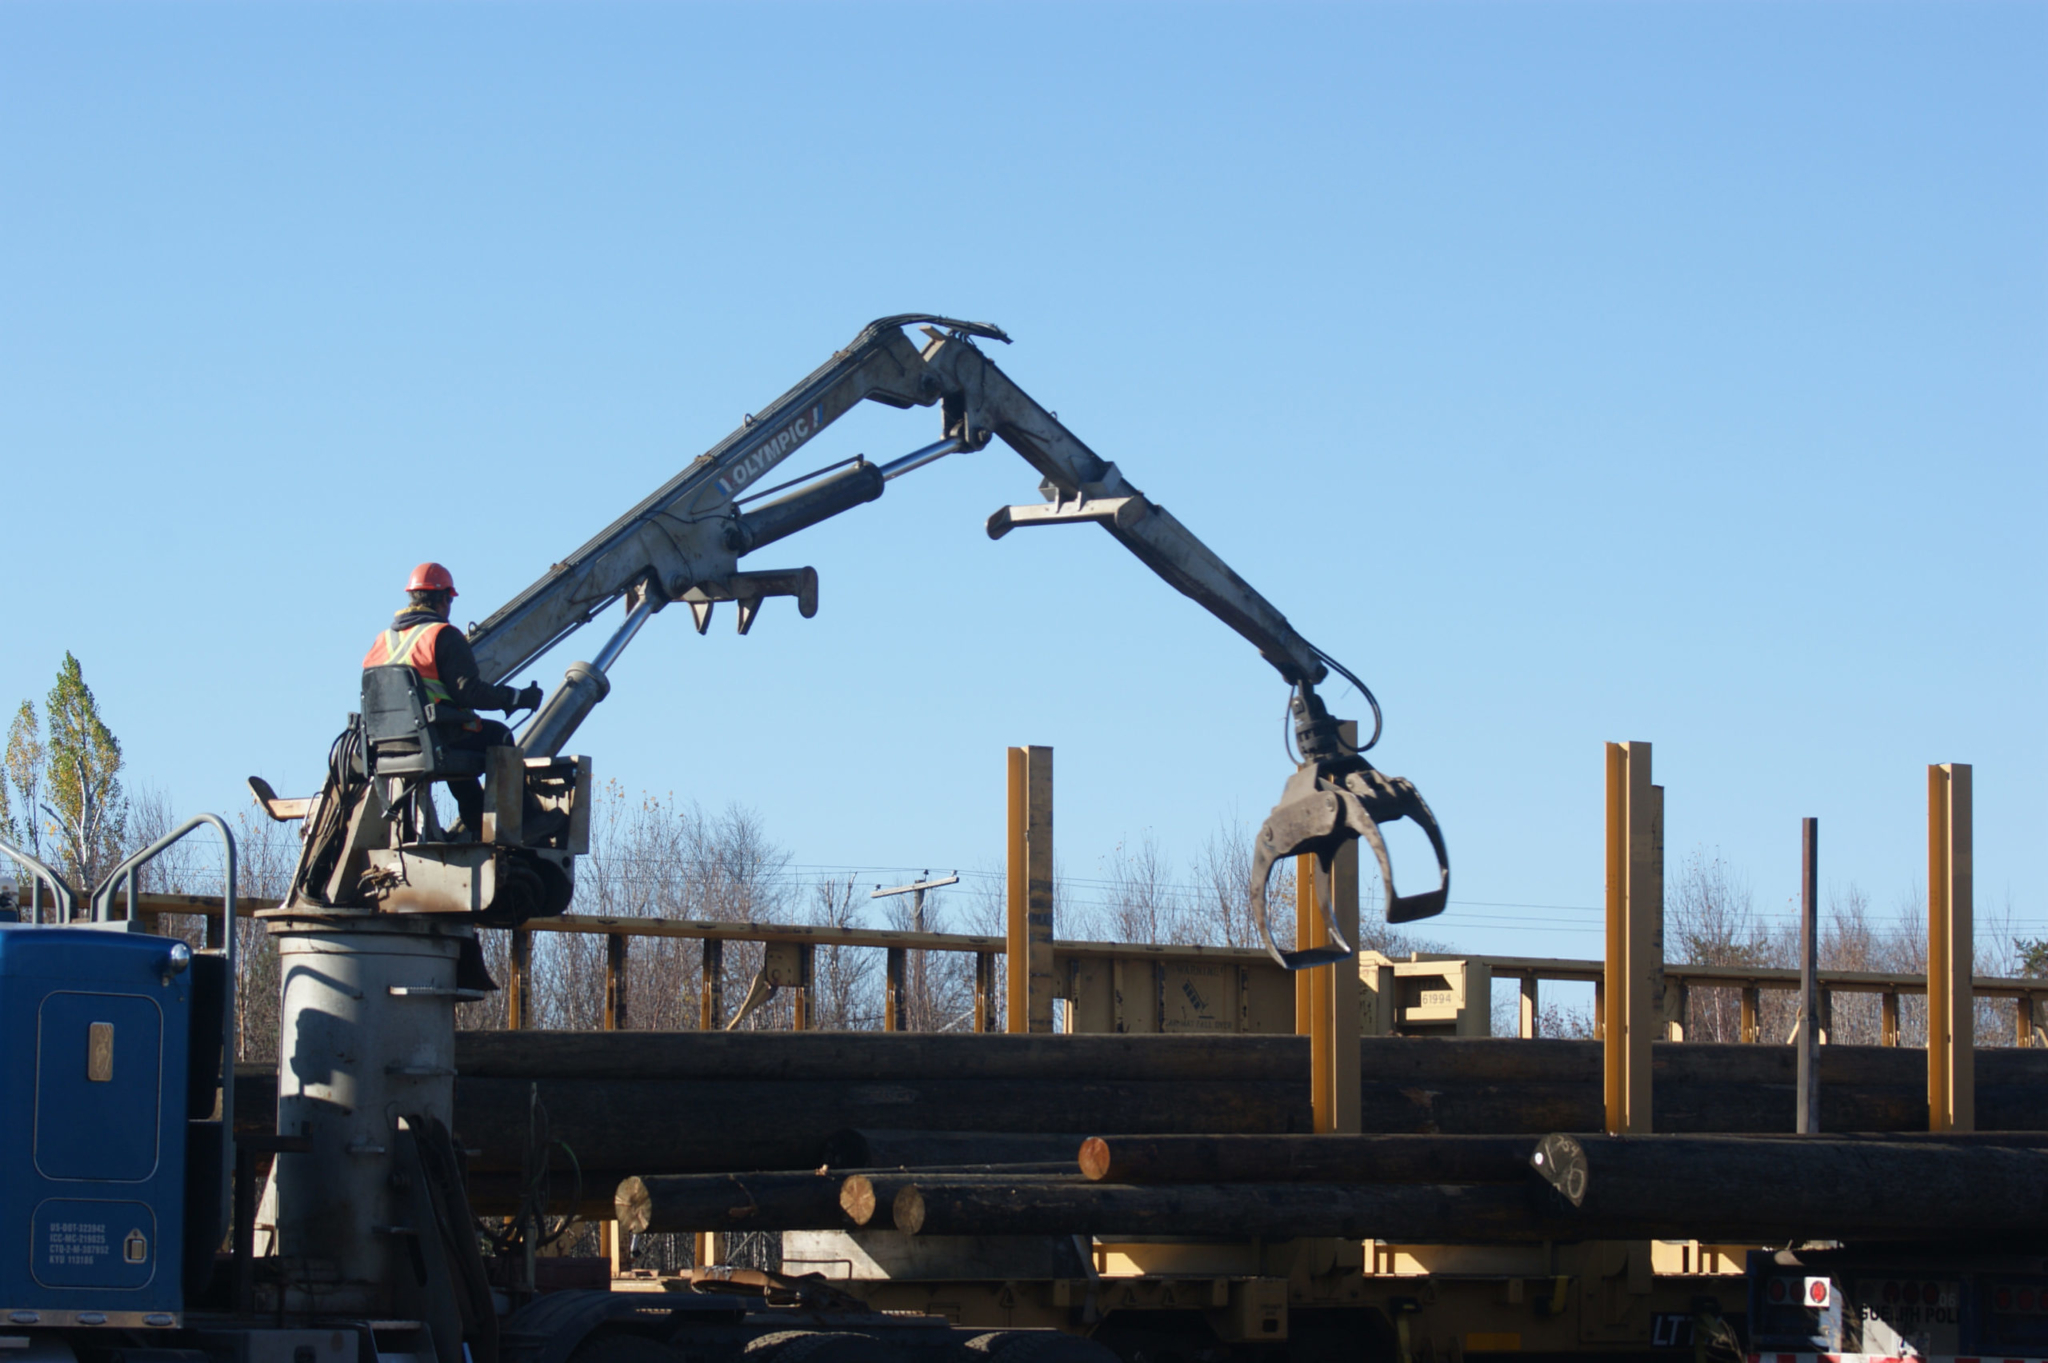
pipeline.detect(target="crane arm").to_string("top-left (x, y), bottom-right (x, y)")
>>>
top-left (918, 332), bottom-right (1329, 688)
top-left (465, 314), bottom-right (1009, 684)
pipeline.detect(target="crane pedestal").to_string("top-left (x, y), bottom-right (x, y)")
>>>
top-left (264, 913), bottom-right (472, 1316)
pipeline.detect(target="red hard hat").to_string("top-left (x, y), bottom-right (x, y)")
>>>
top-left (406, 562), bottom-right (458, 596)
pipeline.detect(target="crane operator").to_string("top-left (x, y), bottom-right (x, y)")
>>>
top-left (363, 562), bottom-right (543, 838)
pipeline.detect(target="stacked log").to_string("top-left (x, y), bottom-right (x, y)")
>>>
top-left (1077, 1133), bottom-right (1537, 1185)
top-left (1528, 1132), bottom-right (2048, 1242)
top-left (890, 1179), bottom-right (1567, 1241)
top-left (234, 1036), bottom-right (2048, 1172)
top-left (821, 1130), bottom-right (1089, 1169)
top-left (615, 1171), bottom-right (850, 1236)
top-left (226, 1033), bottom-right (2048, 1225)
top-left (852, 1133), bottom-right (2048, 1243)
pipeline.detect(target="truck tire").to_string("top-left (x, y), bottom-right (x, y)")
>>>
top-left (744, 1332), bottom-right (901, 1362)
top-left (569, 1332), bottom-right (689, 1363)
top-left (963, 1333), bottom-right (1118, 1363)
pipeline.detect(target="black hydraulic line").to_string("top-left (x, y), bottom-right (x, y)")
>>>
top-left (725, 459), bottom-right (886, 556)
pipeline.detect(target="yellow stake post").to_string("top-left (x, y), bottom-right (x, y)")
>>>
top-left (1927, 763), bottom-right (1974, 1132)
top-left (1604, 741), bottom-right (1661, 1135)
top-left (1006, 746), bottom-right (1057, 1034)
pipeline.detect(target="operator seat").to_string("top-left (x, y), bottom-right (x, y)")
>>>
top-left (360, 666), bottom-right (485, 840)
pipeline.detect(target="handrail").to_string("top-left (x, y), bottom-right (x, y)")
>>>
top-left (1474, 952), bottom-right (2048, 1000)
top-left (89, 816), bottom-right (238, 1234)
top-left (0, 834), bottom-right (78, 924)
top-left (110, 894), bottom-right (2048, 999)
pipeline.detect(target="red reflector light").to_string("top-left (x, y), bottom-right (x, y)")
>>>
top-left (1924, 1283), bottom-right (1940, 1305)
top-left (2022, 1288), bottom-right (2037, 1312)
top-left (1883, 1281), bottom-right (1899, 1303)
top-left (1999, 1288), bottom-right (2014, 1311)
top-left (1768, 1279), bottom-right (1787, 1303)
top-left (1809, 1280), bottom-right (1830, 1305)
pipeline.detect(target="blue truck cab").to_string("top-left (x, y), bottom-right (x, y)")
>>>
top-left (0, 924), bottom-right (210, 1329)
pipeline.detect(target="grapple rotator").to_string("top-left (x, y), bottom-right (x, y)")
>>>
top-left (1249, 685), bottom-right (1451, 971)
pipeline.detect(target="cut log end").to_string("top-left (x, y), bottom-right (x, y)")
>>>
top-left (840, 1175), bottom-right (880, 1226)
top-left (616, 1175), bottom-right (652, 1234)
top-left (1078, 1137), bottom-right (1111, 1182)
top-left (893, 1185), bottom-right (927, 1236)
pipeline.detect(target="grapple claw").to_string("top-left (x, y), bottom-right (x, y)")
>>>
top-left (1247, 688), bottom-right (1451, 970)
top-left (1249, 769), bottom-right (1356, 971)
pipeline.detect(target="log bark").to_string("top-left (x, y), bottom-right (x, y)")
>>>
top-left (229, 1070), bottom-right (2048, 1183)
top-left (893, 1180), bottom-right (1573, 1241)
top-left (823, 1130), bottom-right (1091, 1170)
top-left (1531, 1133), bottom-right (2048, 1241)
top-left (233, 1035), bottom-right (2048, 1210)
top-left (615, 1171), bottom-right (850, 1235)
top-left (1078, 1134), bottom-right (1538, 1185)
top-left (450, 1077), bottom-right (1309, 1174)
top-left (453, 1030), bottom-right (1306, 1082)
top-left (251, 1037), bottom-right (2048, 1098)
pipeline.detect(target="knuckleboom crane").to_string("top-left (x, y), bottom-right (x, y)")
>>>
top-left (0, 315), bottom-right (1458, 1363)
top-left (278, 314), bottom-right (1449, 968)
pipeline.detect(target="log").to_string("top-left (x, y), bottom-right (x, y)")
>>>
top-left (1078, 1134), bottom-right (1538, 1185)
top-left (615, 1171), bottom-right (850, 1235)
top-left (838, 1169), bottom-right (1075, 1228)
top-left (823, 1130), bottom-right (1092, 1170)
top-left (1531, 1133), bottom-right (2048, 1241)
top-left (893, 1180), bottom-right (1575, 1241)
top-left (248, 1036), bottom-right (2048, 1099)
top-left (451, 1077), bottom-right (1310, 1174)
top-left (229, 1061), bottom-right (2048, 1184)
top-left (454, 1030), bottom-right (1306, 1082)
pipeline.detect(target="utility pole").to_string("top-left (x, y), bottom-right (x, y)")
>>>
top-left (873, 871), bottom-right (960, 1031)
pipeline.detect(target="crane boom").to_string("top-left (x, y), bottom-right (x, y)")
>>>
top-left (466, 316), bottom-right (1327, 692)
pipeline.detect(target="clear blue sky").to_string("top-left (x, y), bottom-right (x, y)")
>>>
top-left (3, 2), bottom-right (2041, 958)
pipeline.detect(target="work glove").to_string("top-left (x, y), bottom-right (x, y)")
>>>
top-left (516, 683), bottom-right (545, 711)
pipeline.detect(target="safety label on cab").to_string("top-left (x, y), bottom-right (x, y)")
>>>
top-left (31, 1199), bottom-right (155, 1289)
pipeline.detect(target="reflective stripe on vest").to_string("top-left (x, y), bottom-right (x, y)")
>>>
top-left (362, 622), bottom-right (455, 705)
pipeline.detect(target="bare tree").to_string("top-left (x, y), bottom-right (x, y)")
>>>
top-left (1666, 848), bottom-right (1786, 1041)
top-left (1098, 833), bottom-right (1192, 945)
top-left (1194, 817), bottom-right (1295, 952)
top-left (809, 875), bottom-right (878, 1030)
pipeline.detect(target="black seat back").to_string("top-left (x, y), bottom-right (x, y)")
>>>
top-left (361, 665), bottom-right (484, 778)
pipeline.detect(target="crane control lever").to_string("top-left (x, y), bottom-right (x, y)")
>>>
top-left (1248, 686), bottom-right (1452, 971)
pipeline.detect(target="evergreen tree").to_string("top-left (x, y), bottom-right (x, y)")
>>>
top-left (40, 654), bottom-right (126, 891)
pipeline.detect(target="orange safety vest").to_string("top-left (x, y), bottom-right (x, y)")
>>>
top-left (363, 622), bottom-right (456, 706)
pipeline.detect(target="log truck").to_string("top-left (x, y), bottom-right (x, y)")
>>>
top-left (0, 317), bottom-right (2039, 1363)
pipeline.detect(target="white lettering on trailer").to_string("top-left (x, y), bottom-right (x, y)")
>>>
top-left (716, 403), bottom-right (827, 499)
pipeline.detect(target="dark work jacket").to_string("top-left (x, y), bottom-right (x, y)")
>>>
top-left (377, 609), bottom-right (522, 718)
